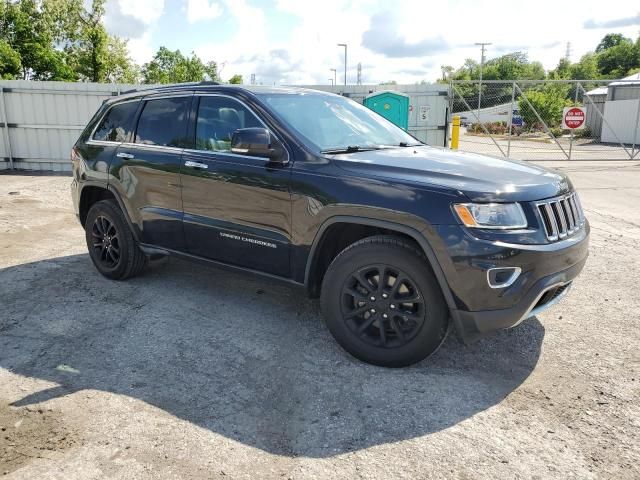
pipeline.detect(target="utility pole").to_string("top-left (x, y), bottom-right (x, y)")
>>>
top-left (329, 78), bottom-right (334, 86)
top-left (330, 68), bottom-right (337, 86)
top-left (475, 42), bottom-right (491, 122)
top-left (357, 63), bottom-right (362, 85)
top-left (337, 43), bottom-right (347, 86)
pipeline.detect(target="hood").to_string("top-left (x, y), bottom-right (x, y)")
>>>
top-left (332, 146), bottom-right (572, 202)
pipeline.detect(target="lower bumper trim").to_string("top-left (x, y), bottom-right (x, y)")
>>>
top-left (452, 256), bottom-right (587, 344)
top-left (512, 282), bottom-right (572, 328)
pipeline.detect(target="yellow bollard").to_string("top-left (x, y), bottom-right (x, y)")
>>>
top-left (450, 115), bottom-right (460, 150)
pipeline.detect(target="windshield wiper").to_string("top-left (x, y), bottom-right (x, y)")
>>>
top-left (372, 142), bottom-right (423, 148)
top-left (321, 145), bottom-right (382, 154)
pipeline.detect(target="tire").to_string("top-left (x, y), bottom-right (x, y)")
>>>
top-left (84, 199), bottom-right (148, 280)
top-left (320, 235), bottom-right (449, 367)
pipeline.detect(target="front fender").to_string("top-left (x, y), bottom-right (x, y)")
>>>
top-left (302, 214), bottom-right (459, 315)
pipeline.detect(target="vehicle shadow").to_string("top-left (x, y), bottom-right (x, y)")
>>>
top-left (0, 253), bottom-right (544, 458)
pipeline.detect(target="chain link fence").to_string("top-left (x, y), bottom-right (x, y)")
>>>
top-left (449, 79), bottom-right (640, 160)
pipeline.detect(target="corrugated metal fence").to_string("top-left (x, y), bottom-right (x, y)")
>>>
top-left (0, 80), bottom-right (140, 171)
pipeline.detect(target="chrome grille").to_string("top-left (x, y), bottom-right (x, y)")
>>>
top-left (536, 192), bottom-right (585, 241)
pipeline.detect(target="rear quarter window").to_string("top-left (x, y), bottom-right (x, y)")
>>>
top-left (93, 101), bottom-right (139, 142)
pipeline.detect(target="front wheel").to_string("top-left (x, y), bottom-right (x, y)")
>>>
top-left (320, 236), bottom-right (449, 367)
top-left (85, 199), bottom-right (147, 280)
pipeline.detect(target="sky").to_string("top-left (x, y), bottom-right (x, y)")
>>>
top-left (103, 0), bottom-right (640, 85)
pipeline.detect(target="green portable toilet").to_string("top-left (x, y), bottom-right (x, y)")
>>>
top-left (363, 91), bottom-right (410, 131)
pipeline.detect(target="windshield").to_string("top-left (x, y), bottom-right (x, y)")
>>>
top-left (258, 92), bottom-right (421, 152)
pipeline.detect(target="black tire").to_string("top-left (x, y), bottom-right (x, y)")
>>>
top-left (84, 199), bottom-right (147, 280)
top-left (320, 235), bottom-right (449, 367)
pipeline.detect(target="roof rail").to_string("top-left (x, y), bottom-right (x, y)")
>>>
top-left (120, 81), bottom-right (221, 95)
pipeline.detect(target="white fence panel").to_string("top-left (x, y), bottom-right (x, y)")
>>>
top-left (602, 99), bottom-right (640, 145)
top-left (0, 80), bottom-right (141, 171)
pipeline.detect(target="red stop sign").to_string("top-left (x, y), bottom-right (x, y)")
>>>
top-left (564, 107), bottom-right (585, 129)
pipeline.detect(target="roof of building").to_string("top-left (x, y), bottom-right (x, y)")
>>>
top-left (610, 72), bottom-right (640, 87)
top-left (586, 72), bottom-right (640, 95)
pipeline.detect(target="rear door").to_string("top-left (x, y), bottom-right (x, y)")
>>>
top-left (180, 94), bottom-right (292, 277)
top-left (82, 99), bottom-right (139, 182)
top-left (111, 94), bottom-right (192, 251)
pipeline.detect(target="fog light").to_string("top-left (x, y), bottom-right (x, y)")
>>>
top-left (487, 267), bottom-right (521, 289)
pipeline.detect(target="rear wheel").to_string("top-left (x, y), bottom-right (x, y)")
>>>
top-left (320, 236), bottom-right (448, 367)
top-left (85, 199), bottom-right (147, 280)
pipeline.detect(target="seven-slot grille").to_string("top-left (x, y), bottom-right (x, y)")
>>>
top-left (535, 192), bottom-right (585, 241)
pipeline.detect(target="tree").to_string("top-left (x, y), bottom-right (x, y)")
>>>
top-left (596, 33), bottom-right (629, 53)
top-left (0, 0), bottom-right (76, 80)
top-left (0, 40), bottom-right (22, 79)
top-left (570, 53), bottom-right (600, 80)
top-left (519, 84), bottom-right (572, 129)
top-left (103, 37), bottom-right (139, 83)
top-left (142, 47), bottom-right (219, 84)
top-left (596, 40), bottom-right (639, 77)
top-left (228, 74), bottom-right (243, 84)
top-left (440, 65), bottom-right (454, 82)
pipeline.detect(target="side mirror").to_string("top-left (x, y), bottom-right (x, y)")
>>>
top-left (231, 128), bottom-right (286, 163)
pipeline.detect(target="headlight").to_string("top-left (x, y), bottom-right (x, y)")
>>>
top-left (453, 203), bottom-right (527, 229)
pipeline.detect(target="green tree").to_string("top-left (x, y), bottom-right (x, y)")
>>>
top-left (596, 33), bottom-right (629, 53)
top-left (596, 40), bottom-right (638, 77)
top-left (228, 74), bottom-right (243, 84)
top-left (482, 52), bottom-right (545, 81)
top-left (0, 40), bottom-right (22, 79)
top-left (519, 84), bottom-right (572, 129)
top-left (570, 53), bottom-right (600, 79)
top-left (0, 0), bottom-right (76, 80)
top-left (142, 47), bottom-right (219, 84)
top-left (104, 37), bottom-right (139, 83)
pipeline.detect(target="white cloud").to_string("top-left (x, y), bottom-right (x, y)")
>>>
top-left (118, 0), bottom-right (165, 25)
top-left (193, 0), bottom-right (268, 80)
top-left (187, 0), bottom-right (223, 23)
top-left (126, 32), bottom-right (156, 65)
top-left (107, 0), bottom-right (640, 85)
top-left (105, 0), bottom-right (166, 65)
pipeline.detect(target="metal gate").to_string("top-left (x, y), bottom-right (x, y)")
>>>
top-left (449, 79), bottom-right (640, 160)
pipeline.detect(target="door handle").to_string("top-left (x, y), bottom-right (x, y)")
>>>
top-left (116, 152), bottom-right (135, 159)
top-left (185, 160), bottom-right (208, 169)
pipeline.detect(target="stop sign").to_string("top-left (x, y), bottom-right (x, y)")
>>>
top-left (562, 107), bottom-right (585, 129)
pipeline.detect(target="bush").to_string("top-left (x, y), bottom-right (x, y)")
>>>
top-left (574, 126), bottom-right (592, 139)
top-left (518, 85), bottom-right (573, 129)
top-left (467, 121), bottom-right (508, 135)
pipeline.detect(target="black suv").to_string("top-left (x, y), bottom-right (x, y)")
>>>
top-left (71, 83), bottom-right (589, 367)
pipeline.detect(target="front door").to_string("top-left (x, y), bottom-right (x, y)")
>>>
top-left (180, 95), bottom-right (292, 277)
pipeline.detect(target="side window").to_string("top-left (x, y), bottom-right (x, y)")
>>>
top-left (135, 97), bottom-right (190, 147)
top-left (195, 96), bottom-right (263, 152)
top-left (93, 101), bottom-right (138, 142)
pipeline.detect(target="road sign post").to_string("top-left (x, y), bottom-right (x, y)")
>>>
top-left (562, 106), bottom-right (585, 160)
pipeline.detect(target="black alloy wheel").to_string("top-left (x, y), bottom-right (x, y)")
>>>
top-left (341, 264), bottom-right (426, 348)
top-left (84, 199), bottom-right (147, 280)
top-left (321, 235), bottom-right (449, 367)
top-left (91, 215), bottom-right (121, 268)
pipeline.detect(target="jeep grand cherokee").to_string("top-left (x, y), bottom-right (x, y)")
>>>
top-left (71, 83), bottom-right (589, 367)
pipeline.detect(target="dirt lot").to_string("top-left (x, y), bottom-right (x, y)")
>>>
top-left (1, 162), bottom-right (639, 479)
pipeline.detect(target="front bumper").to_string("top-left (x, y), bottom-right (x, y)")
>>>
top-left (436, 221), bottom-right (590, 343)
top-left (452, 257), bottom-right (585, 342)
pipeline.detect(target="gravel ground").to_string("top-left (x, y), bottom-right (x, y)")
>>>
top-left (0, 162), bottom-right (639, 479)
